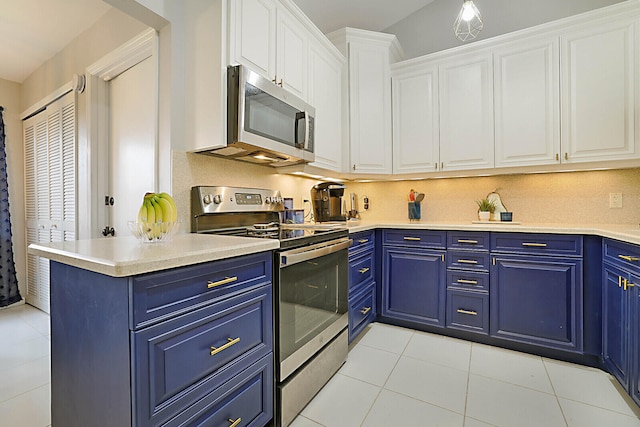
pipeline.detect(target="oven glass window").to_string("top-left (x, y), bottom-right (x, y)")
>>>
top-left (278, 249), bottom-right (348, 362)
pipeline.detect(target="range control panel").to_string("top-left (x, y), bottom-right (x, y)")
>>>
top-left (191, 186), bottom-right (284, 215)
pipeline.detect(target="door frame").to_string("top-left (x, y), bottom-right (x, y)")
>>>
top-left (83, 28), bottom-right (159, 239)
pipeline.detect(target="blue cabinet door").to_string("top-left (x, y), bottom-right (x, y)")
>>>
top-left (632, 272), bottom-right (640, 407)
top-left (490, 254), bottom-right (583, 352)
top-left (603, 263), bottom-right (630, 389)
top-left (382, 247), bottom-right (446, 327)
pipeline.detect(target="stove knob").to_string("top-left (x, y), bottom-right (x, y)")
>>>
top-left (265, 197), bottom-right (272, 204)
top-left (276, 197), bottom-right (283, 204)
top-left (203, 194), bottom-right (212, 205)
top-left (213, 194), bottom-right (222, 204)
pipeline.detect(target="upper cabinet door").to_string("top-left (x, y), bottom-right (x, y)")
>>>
top-left (392, 63), bottom-right (439, 174)
top-left (229, 0), bottom-right (277, 80)
top-left (561, 19), bottom-right (638, 163)
top-left (494, 37), bottom-right (560, 168)
top-left (439, 53), bottom-right (494, 171)
top-left (276, 7), bottom-right (308, 100)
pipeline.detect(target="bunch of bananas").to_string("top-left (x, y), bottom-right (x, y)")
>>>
top-left (137, 192), bottom-right (178, 238)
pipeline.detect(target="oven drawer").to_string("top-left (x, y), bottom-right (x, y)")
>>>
top-left (132, 285), bottom-right (272, 426)
top-left (163, 354), bottom-right (273, 427)
top-left (447, 231), bottom-right (490, 251)
top-left (446, 290), bottom-right (489, 334)
top-left (383, 229), bottom-right (446, 249)
top-left (131, 252), bottom-right (272, 329)
top-left (349, 282), bottom-right (376, 342)
top-left (447, 250), bottom-right (491, 271)
top-left (350, 230), bottom-right (375, 254)
top-left (349, 250), bottom-right (374, 291)
top-left (491, 233), bottom-right (582, 256)
top-left (447, 270), bottom-right (489, 292)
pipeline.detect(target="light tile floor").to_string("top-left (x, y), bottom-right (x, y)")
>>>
top-left (292, 322), bottom-right (640, 427)
top-left (2, 305), bottom-right (640, 427)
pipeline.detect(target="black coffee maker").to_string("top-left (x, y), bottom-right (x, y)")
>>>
top-left (311, 182), bottom-right (346, 222)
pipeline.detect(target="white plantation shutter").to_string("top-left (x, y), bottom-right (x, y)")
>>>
top-left (23, 91), bottom-right (77, 313)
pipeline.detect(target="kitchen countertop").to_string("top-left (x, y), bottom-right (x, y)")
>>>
top-left (29, 222), bottom-right (640, 278)
top-left (28, 233), bottom-right (279, 277)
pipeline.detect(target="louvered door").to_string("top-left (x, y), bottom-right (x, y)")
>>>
top-left (24, 91), bottom-right (76, 313)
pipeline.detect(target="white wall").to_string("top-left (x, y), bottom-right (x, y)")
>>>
top-left (385, 0), bottom-right (625, 59)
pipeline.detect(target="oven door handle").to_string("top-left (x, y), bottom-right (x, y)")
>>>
top-left (280, 238), bottom-right (352, 267)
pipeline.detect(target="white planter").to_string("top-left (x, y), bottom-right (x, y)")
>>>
top-left (478, 211), bottom-right (491, 221)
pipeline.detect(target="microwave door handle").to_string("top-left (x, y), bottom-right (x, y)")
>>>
top-left (280, 238), bottom-right (352, 267)
top-left (294, 111), bottom-right (309, 149)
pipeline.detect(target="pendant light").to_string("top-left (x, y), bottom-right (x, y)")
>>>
top-left (454, 0), bottom-right (483, 42)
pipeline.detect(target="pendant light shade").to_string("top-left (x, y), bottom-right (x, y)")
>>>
top-left (454, 0), bottom-right (483, 42)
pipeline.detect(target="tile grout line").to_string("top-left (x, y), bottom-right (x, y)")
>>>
top-left (462, 343), bottom-right (474, 426)
top-left (542, 357), bottom-right (569, 427)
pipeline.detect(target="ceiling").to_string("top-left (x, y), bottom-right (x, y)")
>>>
top-left (0, 0), bottom-right (436, 84)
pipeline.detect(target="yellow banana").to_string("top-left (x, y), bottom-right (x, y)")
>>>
top-left (155, 196), bottom-right (175, 223)
top-left (137, 200), bottom-right (148, 223)
top-left (145, 199), bottom-right (156, 224)
top-left (151, 198), bottom-right (163, 223)
top-left (158, 192), bottom-right (178, 218)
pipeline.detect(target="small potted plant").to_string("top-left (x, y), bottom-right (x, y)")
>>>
top-left (476, 198), bottom-right (496, 221)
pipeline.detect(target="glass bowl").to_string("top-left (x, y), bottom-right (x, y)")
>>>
top-left (127, 221), bottom-right (179, 243)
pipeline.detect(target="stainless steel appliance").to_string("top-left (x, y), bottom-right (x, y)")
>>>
top-left (311, 182), bottom-right (347, 222)
top-left (204, 65), bottom-right (315, 167)
top-left (191, 186), bottom-right (350, 427)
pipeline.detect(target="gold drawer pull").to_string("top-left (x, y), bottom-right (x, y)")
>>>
top-left (359, 267), bottom-right (370, 274)
top-left (360, 306), bottom-right (371, 315)
top-left (210, 337), bottom-right (240, 356)
top-left (522, 242), bottom-right (547, 248)
top-left (619, 255), bottom-right (639, 262)
top-left (457, 279), bottom-right (478, 285)
top-left (207, 276), bottom-right (238, 289)
top-left (228, 418), bottom-right (242, 427)
top-left (457, 259), bottom-right (478, 264)
top-left (619, 275), bottom-right (623, 288)
top-left (458, 239), bottom-right (478, 244)
top-left (457, 309), bottom-right (478, 316)
top-left (403, 237), bottom-right (421, 241)
top-left (358, 239), bottom-right (369, 243)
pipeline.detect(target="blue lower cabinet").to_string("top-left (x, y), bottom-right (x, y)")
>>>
top-left (349, 282), bottom-right (376, 342)
top-left (603, 263), bottom-right (630, 389)
top-left (381, 246), bottom-right (446, 327)
top-left (446, 290), bottom-right (489, 334)
top-left (490, 254), bottom-right (583, 352)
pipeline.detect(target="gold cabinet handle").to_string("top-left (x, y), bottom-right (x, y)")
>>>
top-left (619, 255), bottom-right (639, 262)
top-left (457, 259), bottom-right (478, 264)
top-left (565, 152), bottom-right (569, 160)
top-left (228, 418), bottom-right (242, 427)
top-left (360, 306), bottom-right (371, 315)
top-left (307, 284), bottom-right (319, 289)
top-left (207, 276), bottom-right (238, 289)
top-left (404, 237), bottom-right (421, 241)
top-left (623, 278), bottom-right (636, 291)
top-left (358, 239), bottom-right (369, 244)
top-left (457, 279), bottom-right (478, 285)
top-left (457, 309), bottom-right (478, 316)
top-left (619, 275), bottom-right (623, 288)
top-left (457, 239), bottom-right (478, 244)
top-left (556, 153), bottom-right (559, 161)
top-left (210, 337), bottom-right (240, 356)
top-left (522, 243), bottom-right (547, 248)
top-left (358, 267), bottom-right (370, 274)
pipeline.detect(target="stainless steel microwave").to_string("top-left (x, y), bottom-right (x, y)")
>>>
top-left (208, 65), bottom-right (315, 167)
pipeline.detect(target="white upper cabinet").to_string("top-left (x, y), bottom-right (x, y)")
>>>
top-left (391, 62), bottom-right (439, 174)
top-left (308, 40), bottom-right (345, 172)
top-left (561, 19), bottom-right (638, 163)
top-left (494, 37), bottom-right (560, 168)
top-left (439, 52), bottom-right (494, 171)
top-left (276, 6), bottom-right (308, 99)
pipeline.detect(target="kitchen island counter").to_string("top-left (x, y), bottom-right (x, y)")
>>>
top-left (28, 233), bottom-right (279, 277)
top-left (346, 221), bottom-right (640, 246)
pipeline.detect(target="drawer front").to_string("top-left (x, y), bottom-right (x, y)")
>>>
top-left (447, 250), bottom-right (491, 271)
top-left (133, 285), bottom-right (272, 426)
top-left (491, 233), bottom-right (582, 256)
top-left (349, 282), bottom-right (376, 343)
top-left (446, 290), bottom-right (489, 334)
top-left (447, 270), bottom-right (489, 292)
top-left (447, 231), bottom-right (490, 251)
top-left (350, 230), bottom-right (375, 254)
top-left (603, 239), bottom-right (640, 273)
top-left (349, 250), bottom-right (374, 291)
top-left (164, 354), bottom-right (273, 427)
top-left (383, 229), bottom-right (446, 249)
top-left (131, 252), bottom-right (272, 329)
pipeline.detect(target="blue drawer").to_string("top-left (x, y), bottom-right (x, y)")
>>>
top-left (350, 230), bottom-right (375, 254)
top-left (447, 231), bottom-right (490, 251)
top-left (491, 233), bottom-right (582, 256)
top-left (349, 250), bottom-right (374, 291)
top-left (447, 250), bottom-right (491, 271)
top-left (349, 282), bottom-right (375, 343)
top-left (383, 229), bottom-right (446, 249)
top-left (603, 239), bottom-right (640, 273)
top-left (164, 354), bottom-right (273, 427)
top-left (447, 270), bottom-right (489, 292)
top-left (130, 252), bottom-right (272, 329)
top-left (446, 290), bottom-right (489, 334)
top-left (132, 285), bottom-right (272, 426)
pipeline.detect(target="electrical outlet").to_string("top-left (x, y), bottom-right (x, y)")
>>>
top-left (609, 193), bottom-right (623, 208)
